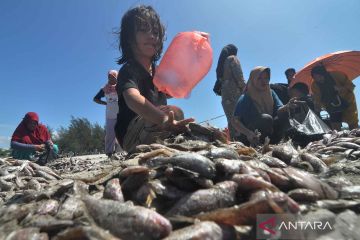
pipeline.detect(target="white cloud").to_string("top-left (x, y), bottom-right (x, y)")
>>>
top-left (0, 136), bottom-right (11, 149)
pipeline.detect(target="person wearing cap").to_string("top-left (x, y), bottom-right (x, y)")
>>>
top-left (93, 70), bottom-right (121, 157)
top-left (11, 112), bottom-right (58, 161)
top-left (311, 65), bottom-right (358, 130)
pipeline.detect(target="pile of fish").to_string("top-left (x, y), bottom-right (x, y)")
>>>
top-left (46, 154), bottom-right (114, 174)
top-left (1, 123), bottom-right (360, 240)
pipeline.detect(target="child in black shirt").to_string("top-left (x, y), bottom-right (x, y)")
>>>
top-left (114, 5), bottom-right (194, 153)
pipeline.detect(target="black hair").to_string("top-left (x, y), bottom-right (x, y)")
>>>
top-left (311, 65), bottom-right (338, 104)
top-left (310, 65), bottom-right (336, 86)
top-left (212, 44), bottom-right (238, 95)
top-left (215, 44), bottom-right (238, 81)
top-left (310, 65), bottom-right (327, 77)
top-left (285, 68), bottom-right (296, 76)
top-left (117, 5), bottom-right (165, 65)
top-left (290, 82), bottom-right (309, 95)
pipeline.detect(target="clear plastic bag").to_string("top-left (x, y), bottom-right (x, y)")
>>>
top-left (289, 108), bottom-right (331, 135)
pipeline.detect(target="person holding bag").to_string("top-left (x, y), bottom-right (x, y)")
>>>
top-left (114, 5), bottom-right (194, 153)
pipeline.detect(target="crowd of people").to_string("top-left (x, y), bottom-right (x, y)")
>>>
top-left (215, 45), bottom-right (358, 145)
top-left (10, 5), bottom-right (359, 162)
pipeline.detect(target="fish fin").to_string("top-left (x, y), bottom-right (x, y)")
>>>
top-left (145, 188), bottom-right (157, 207)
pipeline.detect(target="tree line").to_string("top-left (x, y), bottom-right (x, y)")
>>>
top-left (53, 117), bottom-right (105, 155)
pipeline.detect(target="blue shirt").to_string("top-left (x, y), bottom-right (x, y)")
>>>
top-left (234, 90), bottom-right (283, 126)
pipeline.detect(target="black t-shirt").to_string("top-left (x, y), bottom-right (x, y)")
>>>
top-left (270, 83), bottom-right (289, 104)
top-left (115, 60), bottom-right (167, 143)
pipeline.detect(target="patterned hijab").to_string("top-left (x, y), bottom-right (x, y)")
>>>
top-left (246, 66), bottom-right (274, 115)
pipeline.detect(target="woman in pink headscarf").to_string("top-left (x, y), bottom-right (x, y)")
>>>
top-left (93, 70), bottom-right (121, 157)
top-left (11, 112), bottom-right (58, 161)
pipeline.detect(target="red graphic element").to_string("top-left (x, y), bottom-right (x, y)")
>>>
top-left (259, 217), bottom-right (277, 235)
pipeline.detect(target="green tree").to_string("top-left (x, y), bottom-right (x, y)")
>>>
top-left (0, 148), bottom-right (11, 157)
top-left (46, 125), bottom-right (55, 140)
top-left (56, 117), bottom-right (105, 155)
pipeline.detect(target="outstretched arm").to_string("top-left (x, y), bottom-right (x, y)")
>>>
top-left (123, 88), bottom-right (166, 124)
top-left (11, 141), bottom-right (45, 152)
top-left (123, 88), bottom-right (194, 132)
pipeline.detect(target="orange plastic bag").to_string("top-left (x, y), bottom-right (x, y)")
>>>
top-left (154, 31), bottom-right (213, 98)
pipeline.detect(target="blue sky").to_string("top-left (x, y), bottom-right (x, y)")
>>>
top-left (1, 0), bottom-right (360, 149)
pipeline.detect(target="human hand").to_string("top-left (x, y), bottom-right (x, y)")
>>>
top-left (35, 144), bottom-right (46, 152)
top-left (246, 130), bottom-right (260, 146)
top-left (287, 98), bottom-right (307, 110)
top-left (287, 98), bottom-right (299, 108)
top-left (47, 141), bottom-right (54, 149)
top-left (162, 111), bottom-right (195, 133)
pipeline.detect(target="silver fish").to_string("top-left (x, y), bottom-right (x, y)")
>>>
top-left (287, 188), bottom-right (319, 202)
top-left (53, 225), bottom-right (120, 240)
top-left (83, 196), bottom-right (172, 240)
top-left (299, 152), bottom-right (328, 173)
top-left (5, 227), bottom-right (48, 240)
top-left (166, 181), bottom-right (238, 217)
top-left (146, 152), bottom-right (216, 179)
top-left (103, 178), bottom-right (124, 202)
top-left (163, 221), bottom-right (236, 240)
